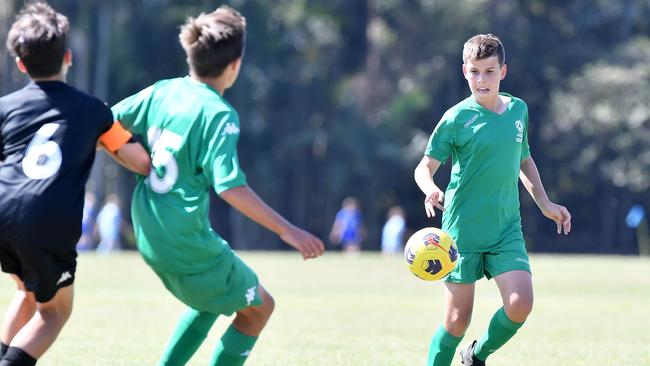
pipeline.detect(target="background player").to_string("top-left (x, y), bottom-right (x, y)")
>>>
top-left (0, 3), bottom-right (150, 365)
top-left (111, 6), bottom-right (324, 365)
top-left (329, 197), bottom-right (365, 254)
top-left (414, 34), bottom-right (571, 366)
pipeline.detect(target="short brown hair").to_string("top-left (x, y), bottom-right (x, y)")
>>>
top-left (179, 6), bottom-right (246, 78)
top-left (6, 2), bottom-right (69, 78)
top-left (462, 34), bottom-right (505, 66)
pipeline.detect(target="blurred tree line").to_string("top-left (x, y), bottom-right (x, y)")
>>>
top-left (1, 0), bottom-right (649, 254)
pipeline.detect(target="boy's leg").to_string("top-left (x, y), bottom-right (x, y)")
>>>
top-left (158, 308), bottom-right (218, 366)
top-left (473, 270), bottom-right (532, 361)
top-left (428, 282), bottom-right (475, 366)
top-left (0, 276), bottom-right (37, 357)
top-left (2, 284), bottom-right (73, 363)
top-left (210, 284), bottom-right (274, 366)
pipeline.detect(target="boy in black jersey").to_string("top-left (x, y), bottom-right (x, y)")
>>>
top-left (0, 3), bottom-right (150, 365)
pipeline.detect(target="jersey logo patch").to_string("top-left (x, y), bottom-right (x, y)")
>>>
top-left (463, 114), bottom-right (479, 128)
top-left (222, 122), bottom-right (240, 136)
top-left (245, 286), bottom-right (257, 306)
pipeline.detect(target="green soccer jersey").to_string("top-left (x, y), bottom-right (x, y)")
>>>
top-left (425, 93), bottom-right (531, 252)
top-left (112, 76), bottom-right (247, 274)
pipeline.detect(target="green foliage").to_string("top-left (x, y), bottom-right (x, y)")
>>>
top-left (546, 37), bottom-right (650, 193)
top-left (2, 0), bottom-right (649, 252)
top-left (542, 37), bottom-right (650, 251)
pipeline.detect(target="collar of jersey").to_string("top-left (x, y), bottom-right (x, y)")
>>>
top-left (467, 92), bottom-right (514, 116)
top-left (31, 80), bottom-right (67, 90)
top-left (184, 75), bottom-right (222, 96)
top-left (182, 76), bottom-right (238, 115)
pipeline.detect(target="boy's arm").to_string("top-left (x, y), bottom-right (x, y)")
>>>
top-left (414, 155), bottom-right (445, 217)
top-left (98, 140), bottom-right (151, 176)
top-left (220, 185), bottom-right (325, 260)
top-left (98, 122), bottom-right (151, 176)
top-left (520, 156), bottom-right (571, 234)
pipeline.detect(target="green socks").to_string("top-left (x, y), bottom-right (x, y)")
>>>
top-left (209, 325), bottom-right (258, 366)
top-left (159, 308), bottom-right (218, 365)
top-left (474, 307), bottom-right (524, 361)
top-left (156, 308), bottom-right (518, 365)
top-left (427, 325), bottom-right (463, 366)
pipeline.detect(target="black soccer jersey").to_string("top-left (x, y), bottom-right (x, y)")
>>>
top-left (0, 81), bottom-right (113, 245)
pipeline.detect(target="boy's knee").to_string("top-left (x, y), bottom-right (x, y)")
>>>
top-left (37, 287), bottom-right (74, 324)
top-left (37, 303), bottom-right (72, 325)
top-left (504, 295), bottom-right (533, 322)
top-left (444, 314), bottom-right (471, 336)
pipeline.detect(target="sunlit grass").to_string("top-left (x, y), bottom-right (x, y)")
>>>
top-left (0, 252), bottom-right (648, 365)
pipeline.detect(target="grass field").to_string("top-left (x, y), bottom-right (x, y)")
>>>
top-left (0, 252), bottom-right (649, 365)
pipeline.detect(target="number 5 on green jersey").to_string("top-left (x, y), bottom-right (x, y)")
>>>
top-left (147, 127), bottom-right (182, 193)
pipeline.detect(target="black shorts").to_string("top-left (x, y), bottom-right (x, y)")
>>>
top-left (0, 235), bottom-right (77, 303)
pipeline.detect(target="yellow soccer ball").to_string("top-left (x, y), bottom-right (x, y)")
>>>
top-left (404, 227), bottom-right (458, 281)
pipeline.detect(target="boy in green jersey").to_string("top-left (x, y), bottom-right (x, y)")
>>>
top-left (414, 34), bottom-right (572, 366)
top-left (111, 6), bottom-right (324, 366)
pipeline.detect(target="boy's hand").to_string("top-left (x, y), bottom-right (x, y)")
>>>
top-left (424, 190), bottom-right (445, 218)
top-left (540, 201), bottom-right (571, 235)
top-left (280, 225), bottom-right (325, 260)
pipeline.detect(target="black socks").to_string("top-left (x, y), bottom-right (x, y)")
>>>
top-left (0, 347), bottom-right (36, 366)
top-left (0, 343), bottom-right (8, 359)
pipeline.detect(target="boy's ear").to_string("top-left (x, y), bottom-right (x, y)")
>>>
top-left (64, 49), bottom-right (72, 67)
top-left (15, 57), bottom-right (28, 74)
top-left (230, 57), bottom-right (242, 71)
top-left (500, 63), bottom-right (507, 80)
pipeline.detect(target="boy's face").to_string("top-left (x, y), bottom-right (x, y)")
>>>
top-left (462, 55), bottom-right (507, 103)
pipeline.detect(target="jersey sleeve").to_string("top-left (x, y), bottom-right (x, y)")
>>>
top-left (520, 106), bottom-right (531, 161)
top-left (425, 111), bottom-right (455, 163)
top-left (201, 111), bottom-right (247, 194)
top-left (111, 85), bottom-right (154, 136)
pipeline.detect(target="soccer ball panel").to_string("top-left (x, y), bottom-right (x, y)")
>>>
top-left (404, 227), bottom-right (457, 281)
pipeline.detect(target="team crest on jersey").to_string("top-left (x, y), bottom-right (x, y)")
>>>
top-left (514, 120), bottom-right (524, 143)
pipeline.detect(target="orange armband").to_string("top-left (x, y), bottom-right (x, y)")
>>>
top-left (99, 121), bottom-right (132, 153)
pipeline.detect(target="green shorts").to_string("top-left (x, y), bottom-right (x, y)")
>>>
top-left (446, 235), bottom-right (531, 284)
top-left (150, 246), bottom-right (262, 315)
